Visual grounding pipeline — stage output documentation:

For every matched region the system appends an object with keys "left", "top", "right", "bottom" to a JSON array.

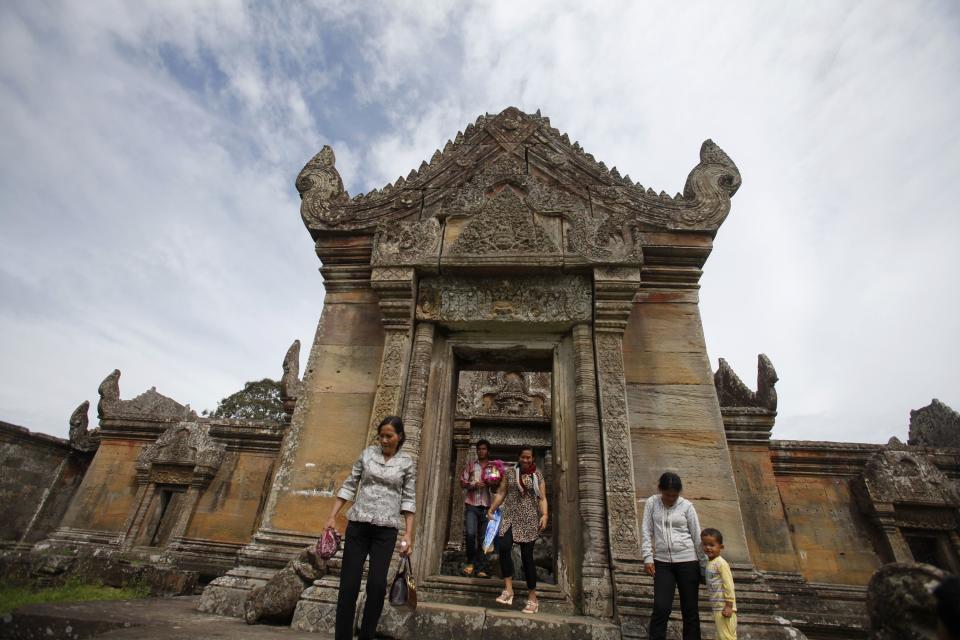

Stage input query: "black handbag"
[{"left": 388, "top": 555, "right": 417, "bottom": 610}]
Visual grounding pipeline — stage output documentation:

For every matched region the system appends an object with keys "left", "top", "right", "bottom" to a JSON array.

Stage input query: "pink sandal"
[
  {"left": 495, "top": 590, "right": 514, "bottom": 606},
  {"left": 522, "top": 600, "right": 539, "bottom": 614}
]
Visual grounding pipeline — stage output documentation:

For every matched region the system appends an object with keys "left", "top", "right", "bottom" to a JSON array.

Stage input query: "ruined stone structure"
[{"left": 3, "top": 108, "right": 959, "bottom": 639}]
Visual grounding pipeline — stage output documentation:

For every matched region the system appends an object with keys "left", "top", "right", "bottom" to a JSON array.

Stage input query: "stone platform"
[{"left": 0, "top": 597, "right": 324, "bottom": 640}]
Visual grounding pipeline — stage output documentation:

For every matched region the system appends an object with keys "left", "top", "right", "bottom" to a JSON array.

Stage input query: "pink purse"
[{"left": 317, "top": 528, "right": 341, "bottom": 560}]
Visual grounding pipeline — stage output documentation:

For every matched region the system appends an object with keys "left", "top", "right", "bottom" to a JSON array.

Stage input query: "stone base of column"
[
  {"left": 236, "top": 528, "right": 317, "bottom": 569},
  {"left": 196, "top": 566, "right": 278, "bottom": 618},
  {"left": 290, "top": 575, "right": 341, "bottom": 633}
]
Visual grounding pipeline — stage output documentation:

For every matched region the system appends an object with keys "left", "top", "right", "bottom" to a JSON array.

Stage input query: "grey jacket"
[
  {"left": 640, "top": 494, "right": 707, "bottom": 566},
  {"left": 337, "top": 445, "right": 417, "bottom": 529}
]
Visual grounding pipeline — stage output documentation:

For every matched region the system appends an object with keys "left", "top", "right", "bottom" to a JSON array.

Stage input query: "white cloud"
[{"left": 1, "top": 0, "right": 958, "bottom": 443}]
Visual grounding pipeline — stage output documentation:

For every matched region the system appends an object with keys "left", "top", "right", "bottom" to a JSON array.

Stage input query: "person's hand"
[
  {"left": 486, "top": 510, "right": 495, "bottom": 520},
  {"left": 324, "top": 517, "right": 337, "bottom": 532},
  {"left": 399, "top": 535, "right": 413, "bottom": 556},
  {"left": 722, "top": 603, "right": 733, "bottom": 619},
  {"left": 538, "top": 514, "right": 548, "bottom": 531},
  {"left": 644, "top": 562, "right": 656, "bottom": 577}
]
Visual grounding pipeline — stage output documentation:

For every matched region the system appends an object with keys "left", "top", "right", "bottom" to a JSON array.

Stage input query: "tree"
[{"left": 205, "top": 378, "right": 285, "bottom": 422}]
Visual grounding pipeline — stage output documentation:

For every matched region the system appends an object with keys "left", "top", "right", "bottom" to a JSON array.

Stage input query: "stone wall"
[
  {"left": 623, "top": 288, "right": 752, "bottom": 564},
  {"left": 0, "top": 421, "right": 90, "bottom": 551}
]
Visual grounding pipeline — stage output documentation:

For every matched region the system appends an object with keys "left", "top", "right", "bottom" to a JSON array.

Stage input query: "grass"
[{"left": 0, "top": 578, "right": 151, "bottom": 615}]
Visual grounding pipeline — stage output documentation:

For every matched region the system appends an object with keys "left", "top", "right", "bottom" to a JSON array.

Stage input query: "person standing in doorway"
[
  {"left": 460, "top": 438, "right": 492, "bottom": 578},
  {"left": 641, "top": 471, "right": 706, "bottom": 640},
  {"left": 325, "top": 416, "right": 416, "bottom": 640},
  {"left": 487, "top": 445, "right": 548, "bottom": 614}
]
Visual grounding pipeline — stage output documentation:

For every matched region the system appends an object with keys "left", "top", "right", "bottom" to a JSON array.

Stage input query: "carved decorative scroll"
[
  {"left": 280, "top": 340, "right": 302, "bottom": 421},
  {"left": 416, "top": 276, "right": 591, "bottom": 324},
  {"left": 714, "top": 354, "right": 778, "bottom": 412},
  {"left": 448, "top": 189, "right": 559, "bottom": 257},
  {"left": 68, "top": 400, "right": 100, "bottom": 452}
]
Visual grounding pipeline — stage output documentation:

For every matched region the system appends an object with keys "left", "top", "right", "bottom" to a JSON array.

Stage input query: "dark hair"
[
  {"left": 518, "top": 444, "right": 534, "bottom": 457},
  {"left": 476, "top": 439, "right": 491, "bottom": 450},
  {"left": 701, "top": 528, "right": 723, "bottom": 544},
  {"left": 377, "top": 415, "right": 405, "bottom": 449},
  {"left": 658, "top": 472, "right": 682, "bottom": 492},
  {"left": 935, "top": 576, "right": 960, "bottom": 637}
]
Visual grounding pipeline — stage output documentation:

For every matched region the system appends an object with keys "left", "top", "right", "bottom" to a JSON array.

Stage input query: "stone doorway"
[
  {"left": 441, "top": 369, "right": 556, "bottom": 584},
  {"left": 412, "top": 334, "right": 584, "bottom": 613}
]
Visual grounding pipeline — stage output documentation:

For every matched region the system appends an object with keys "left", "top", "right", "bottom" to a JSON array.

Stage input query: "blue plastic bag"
[{"left": 482, "top": 508, "right": 501, "bottom": 554}]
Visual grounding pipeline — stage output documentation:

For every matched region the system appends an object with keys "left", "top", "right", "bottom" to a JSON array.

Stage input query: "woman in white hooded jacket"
[{"left": 641, "top": 472, "right": 706, "bottom": 640}]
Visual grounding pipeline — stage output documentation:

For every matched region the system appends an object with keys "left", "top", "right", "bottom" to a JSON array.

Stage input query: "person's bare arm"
[
  {"left": 537, "top": 475, "right": 549, "bottom": 531},
  {"left": 487, "top": 479, "right": 508, "bottom": 518}
]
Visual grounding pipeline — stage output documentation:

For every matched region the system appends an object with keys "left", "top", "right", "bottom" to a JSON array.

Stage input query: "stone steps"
[{"left": 375, "top": 601, "right": 620, "bottom": 640}]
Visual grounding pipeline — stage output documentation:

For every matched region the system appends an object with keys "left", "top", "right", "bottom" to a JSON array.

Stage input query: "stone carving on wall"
[
  {"left": 469, "top": 425, "right": 552, "bottom": 448},
  {"left": 295, "top": 145, "right": 350, "bottom": 231},
  {"left": 416, "top": 275, "right": 591, "bottom": 323},
  {"left": 280, "top": 340, "right": 302, "bottom": 421},
  {"left": 371, "top": 217, "right": 441, "bottom": 266},
  {"left": 861, "top": 447, "right": 960, "bottom": 510},
  {"left": 97, "top": 369, "right": 197, "bottom": 422},
  {"left": 595, "top": 332, "right": 641, "bottom": 559},
  {"left": 909, "top": 399, "right": 960, "bottom": 449},
  {"left": 866, "top": 562, "right": 947, "bottom": 640},
  {"left": 68, "top": 400, "right": 100, "bottom": 452},
  {"left": 456, "top": 371, "right": 551, "bottom": 419},
  {"left": 714, "top": 354, "right": 778, "bottom": 412},
  {"left": 294, "top": 107, "right": 740, "bottom": 237},
  {"left": 448, "top": 188, "right": 559, "bottom": 257},
  {"left": 135, "top": 422, "right": 226, "bottom": 487}
]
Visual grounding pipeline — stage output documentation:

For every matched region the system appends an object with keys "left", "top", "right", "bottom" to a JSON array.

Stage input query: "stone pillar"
[
  {"left": 571, "top": 322, "right": 614, "bottom": 618},
  {"left": 447, "top": 418, "right": 472, "bottom": 550},
  {"left": 592, "top": 267, "right": 645, "bottom": 628},
  {"left": 400, "top": 321, "right": 436, "bottom": 466},
  {"left": 119, "top": 481, "right": 154, "bottom": 550},
  {"left": 364, "top": 267, "right": 417, "bottom": 443},
  {"left": 874, "top": 502, "right": 914, "bottom": 563}
]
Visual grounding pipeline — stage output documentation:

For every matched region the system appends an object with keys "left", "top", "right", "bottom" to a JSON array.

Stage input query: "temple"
[{"left": 2, "top": 107, "right": 958, "bottom": 639}]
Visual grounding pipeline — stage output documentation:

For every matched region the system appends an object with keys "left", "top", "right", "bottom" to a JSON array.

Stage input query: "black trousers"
[
  {"left": 497, "top": 526, "right": 537, "bottom": 590},
  {"left": 463, "top": 504, "right": 489, "bottom": 570},
  {"left": 335, "top": 520, "right": 398, "bottom": 640},
  {"left": 649, "top": 560, "right": 701, "bottom": 640}
]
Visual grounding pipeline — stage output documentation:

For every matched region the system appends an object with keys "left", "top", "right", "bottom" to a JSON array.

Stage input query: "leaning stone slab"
[{"left": 243, "top": 545, "right": 325, "bottom": 624}]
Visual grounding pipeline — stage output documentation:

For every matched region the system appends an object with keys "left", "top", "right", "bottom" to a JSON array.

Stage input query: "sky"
[{"left": 1, "top": 0, "right": 958, "bottom": 442}]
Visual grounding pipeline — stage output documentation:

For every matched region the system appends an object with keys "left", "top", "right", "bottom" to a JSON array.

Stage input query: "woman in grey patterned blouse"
[{"left": 325, "top": 416, "right": 417, "bottom": 640}]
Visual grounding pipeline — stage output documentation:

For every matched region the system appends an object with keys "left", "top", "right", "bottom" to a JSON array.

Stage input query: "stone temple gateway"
[{"left": 4, "top": 107, "right": 959, "bottom": 639}]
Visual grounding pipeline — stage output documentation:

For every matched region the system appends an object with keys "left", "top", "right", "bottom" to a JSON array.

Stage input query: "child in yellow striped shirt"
[{"left": 701, "top": 527, "right": 737, "bottom": 640}]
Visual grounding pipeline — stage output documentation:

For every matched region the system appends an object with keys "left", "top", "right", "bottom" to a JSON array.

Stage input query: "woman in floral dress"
[{"left": 486, "top": 445, "right": 548, "bottom": 614}]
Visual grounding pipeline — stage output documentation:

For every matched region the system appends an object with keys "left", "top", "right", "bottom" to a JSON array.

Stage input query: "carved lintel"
[
  {"left": 135, "top": 422, "right": 226, "bottom": 490},
  {"left": 416, "top": 275, "right": 591, "bottom": 324}
]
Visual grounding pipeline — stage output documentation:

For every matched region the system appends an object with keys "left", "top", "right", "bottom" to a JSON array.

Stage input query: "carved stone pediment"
[
  {"left": 97, "top": 369, "right": 197, "bottom": 423},
  {"left": 136, "top": 422, "right": 226, "bottom": 486},
  {"left": 861, "top": 447, "right": 960, "bottom": 508},
  {"left": 416, "top": 275, "right": 591, "bottom": 324},
  {"left": 457, "top": 371, "right": 551, "bottom": 419},
  {"left": 297, "top": 107, "right": 740, "bottom": 239}
]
